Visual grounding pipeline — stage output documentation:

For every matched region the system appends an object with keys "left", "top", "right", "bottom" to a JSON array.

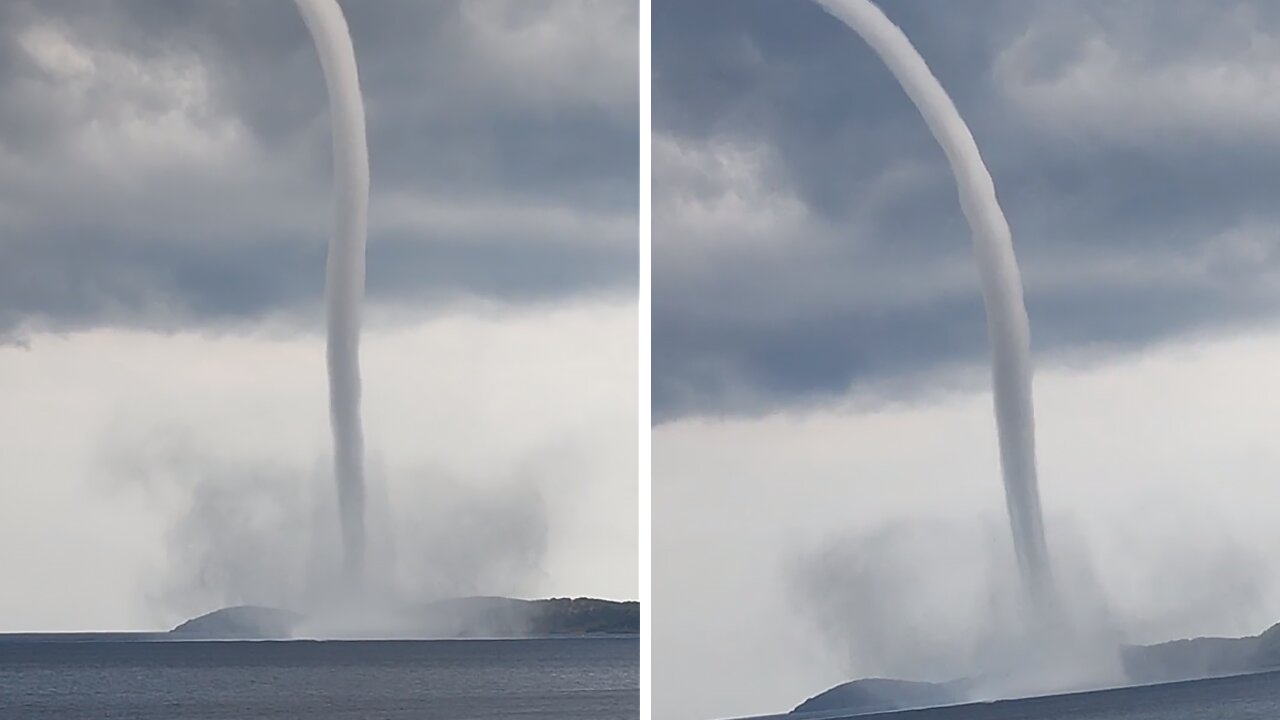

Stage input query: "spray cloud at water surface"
[
  {"left": 294, "top": 0, "right": 369, "bottom": 585},
  {"left": 814, "top": 0, "right": 1052, "bottom": 618},
  {"left": 789, "top": 518, "right": 1126, "bottom": 701}
]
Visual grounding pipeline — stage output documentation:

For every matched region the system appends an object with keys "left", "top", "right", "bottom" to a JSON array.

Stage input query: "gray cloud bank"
[
  {"left": 0, "top": 0, "right": 637, "bottom": 337},
  {"left": 654, "top": 0, "right": 1280, "bottom": 420}
]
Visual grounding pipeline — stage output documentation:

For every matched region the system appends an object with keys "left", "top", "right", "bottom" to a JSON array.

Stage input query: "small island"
[
  {"left": 793, "top": 621, "right": 1280, "bottom": 716},
  {"left": 169, "top": 597, "right": 640, "bottom": 640}
]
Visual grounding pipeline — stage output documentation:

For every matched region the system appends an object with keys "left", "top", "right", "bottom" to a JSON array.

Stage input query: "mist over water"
[
  {"left": 790, "top": 518, "right": 1125, "bottom": 703},
  {"left": 815, "top": 0, "right": 1052, "bottom": 619},
  {"left": 114, "top": 436, "right": 549, "bottom": 637},
  {"left": 293, "top": 0, "right": 370, "bottom": 586}
]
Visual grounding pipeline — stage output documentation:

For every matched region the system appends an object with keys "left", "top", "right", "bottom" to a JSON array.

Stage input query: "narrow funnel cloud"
[
  {"left": 816, "top": 0, "right": 1052, "bottom": 615},
  {"left": 294, "top": 0, "right": 369, "bottom": 585}
]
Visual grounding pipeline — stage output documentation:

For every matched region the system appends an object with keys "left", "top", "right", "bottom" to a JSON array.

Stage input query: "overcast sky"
[
  {"left": 653, "top": 1, "right": 1280, "bottom": 718},
  {"left": 0, "top": 0, "right": 637, "bottom": 632},
  {"left": 654, "top": 0, "right": 1280, "bottom": 421}
]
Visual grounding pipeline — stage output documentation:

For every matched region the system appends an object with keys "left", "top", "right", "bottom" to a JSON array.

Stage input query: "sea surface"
[
  {"left": 777, "top": 668, "right": 1280, "bottom": 720},
  {"left": 0, "top": 635, "right": 638, "bottom": 719}
]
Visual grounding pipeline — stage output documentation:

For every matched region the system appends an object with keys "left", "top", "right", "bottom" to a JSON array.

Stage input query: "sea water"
[{"left": 0, "top": 635, "right": 638, "bottom": 719}]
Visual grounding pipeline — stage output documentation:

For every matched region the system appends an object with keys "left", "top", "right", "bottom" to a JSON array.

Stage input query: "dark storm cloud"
[
  {"left": 653, "top": 0, "right": 1280, "bottom": 420},
  {"left": 0, "top": 0, "right": 636, "bottom": 337}
]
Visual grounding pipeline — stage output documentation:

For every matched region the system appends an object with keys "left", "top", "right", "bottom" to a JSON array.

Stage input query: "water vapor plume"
[
  {"left": 107, "top": 431, "right": 549, "bottom": 636},
  {"left": 815, "top": 0, "right": 1053, "bottom": 618},
  {"left": 294, "top": 0, "right": 370, "bottom": 586},
  {"left": 789, "top": 519, "right": 1124, "bottom": 702}
]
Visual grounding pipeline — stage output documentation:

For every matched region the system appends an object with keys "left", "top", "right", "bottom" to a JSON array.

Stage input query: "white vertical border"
[{"left": 637, "top": 0, "right": 652, "bottom": 717}]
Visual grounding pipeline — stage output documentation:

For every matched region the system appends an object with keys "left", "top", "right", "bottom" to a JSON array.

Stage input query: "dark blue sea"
[
  {"left": 779, "top": 669, "right": 1280, "bottom": 720},
  {"left": 0, "top": 636, "right": 638, "bottom": 719}
]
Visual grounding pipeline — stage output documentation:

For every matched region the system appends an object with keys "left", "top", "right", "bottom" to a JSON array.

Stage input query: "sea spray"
[
  {"left": 294, "top": 0, "right": 370, "bottom": 586},
  {"left": 815, "top": 0, "right": 1052, "bottom": 617}
]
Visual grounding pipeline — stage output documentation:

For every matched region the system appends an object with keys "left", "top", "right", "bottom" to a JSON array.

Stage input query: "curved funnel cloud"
[
  {"left": 294, "top": 0, "right": 369, "bottom": 585},
  {"left": 816, "top": 0, "right": 1052, "bottom": 614}
]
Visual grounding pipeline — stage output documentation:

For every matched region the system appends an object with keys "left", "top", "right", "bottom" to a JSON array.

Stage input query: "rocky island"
[
  {"left": 169, "top": 597, "right": 639, "bottom": 640},
  {"left": 792, "top": 621, "right": 1280, "bottom": 716}
]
